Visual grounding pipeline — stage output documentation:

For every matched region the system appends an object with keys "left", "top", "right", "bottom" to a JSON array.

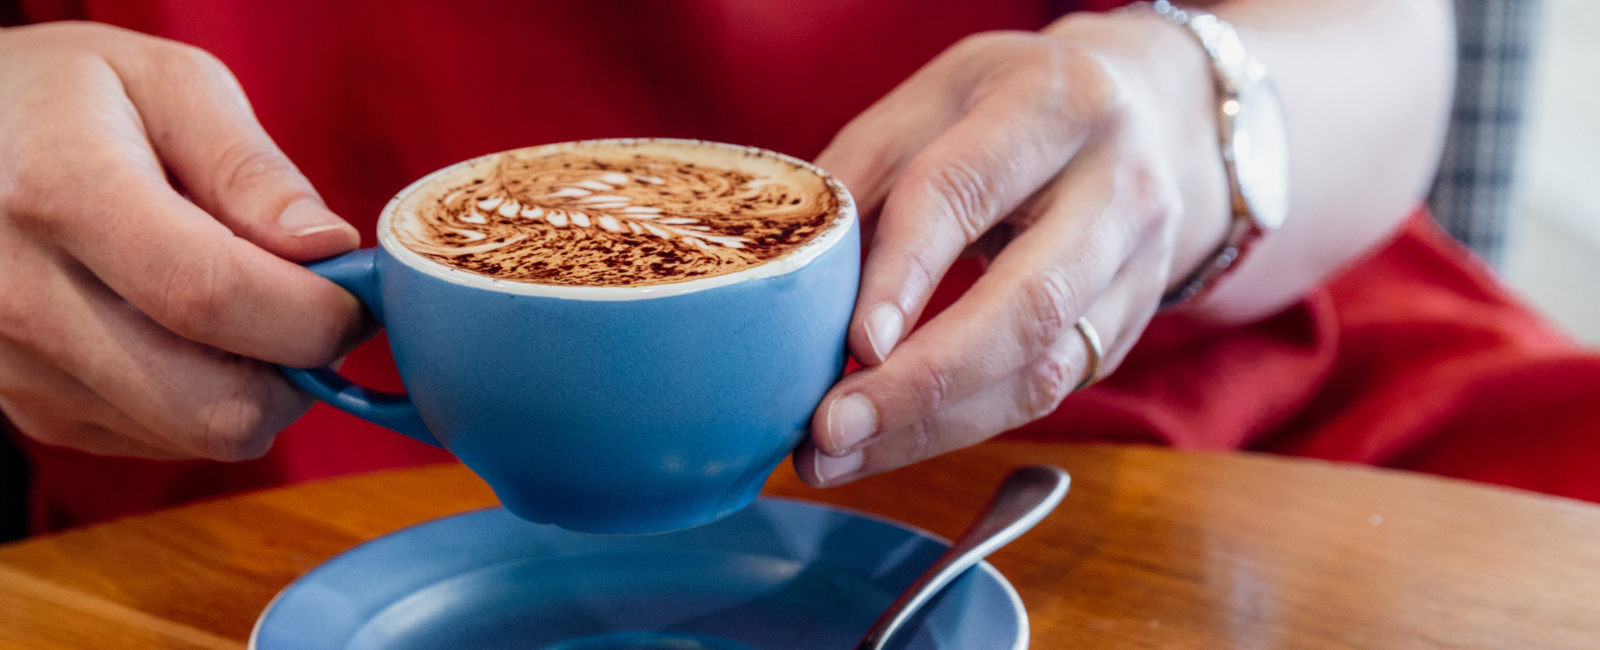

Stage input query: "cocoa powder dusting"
[{"left": 392, "top": 144, "right": 839, "bottom": 287}]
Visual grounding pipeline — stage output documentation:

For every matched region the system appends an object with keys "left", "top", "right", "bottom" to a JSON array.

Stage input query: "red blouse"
[{"left": 14, "top": 0, "right": 1600, "bottom": 532}]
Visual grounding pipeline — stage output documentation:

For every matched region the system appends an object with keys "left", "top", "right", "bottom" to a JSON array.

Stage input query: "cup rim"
[{"left": 376, "top": 138, "right": 858, "bottom": 301}]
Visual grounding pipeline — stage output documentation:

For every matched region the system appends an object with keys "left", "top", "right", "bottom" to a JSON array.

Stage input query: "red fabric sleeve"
[{"left": 1002, "top": 210, "right": 1600, "bottom": 503}]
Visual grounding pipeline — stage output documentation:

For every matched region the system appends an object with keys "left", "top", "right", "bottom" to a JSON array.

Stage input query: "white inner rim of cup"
[{"left": 377, "top": 138, "right": 858, "bottom": 301}]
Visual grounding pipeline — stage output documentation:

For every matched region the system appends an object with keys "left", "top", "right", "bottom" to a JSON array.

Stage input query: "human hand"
[
  {"left": 798, "top": 12, "right": 1233, "bottom": 485},
  {"left": 0, "top": 22, "right": 367, "bottom": 460}
]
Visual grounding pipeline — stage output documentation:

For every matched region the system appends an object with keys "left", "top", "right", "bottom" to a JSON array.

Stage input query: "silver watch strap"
[{"left": 1137, "top": 1, "right": 1285, "bottom": 310}]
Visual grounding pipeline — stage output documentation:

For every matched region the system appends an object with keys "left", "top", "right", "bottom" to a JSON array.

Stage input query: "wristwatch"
[{"left": 1141, "top": 1, "right": 1291, "bottom": 309}]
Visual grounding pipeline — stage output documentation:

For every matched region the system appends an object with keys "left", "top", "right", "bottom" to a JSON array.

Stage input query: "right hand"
[{"left": 0, "top": 22, "right": 368, "bottom": 460}]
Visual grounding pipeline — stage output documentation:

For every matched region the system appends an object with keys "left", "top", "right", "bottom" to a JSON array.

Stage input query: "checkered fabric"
[{"left": 1428, "top": 0, "right": 1543, "bottom": 266}]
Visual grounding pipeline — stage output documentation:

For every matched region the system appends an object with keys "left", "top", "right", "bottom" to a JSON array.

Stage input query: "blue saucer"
[{"left": 251, "top": 498, "right": 1026, "bottom": 650}]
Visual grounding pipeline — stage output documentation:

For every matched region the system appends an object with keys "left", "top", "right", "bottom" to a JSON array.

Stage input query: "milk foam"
[{"left": 390, "top": 140, "right": 841, "bottom": 287}]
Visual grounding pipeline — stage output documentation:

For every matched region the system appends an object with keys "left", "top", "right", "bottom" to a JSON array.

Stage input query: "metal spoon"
[{"left": 854, "top": 464, "right": 1071, "bottom": 650}]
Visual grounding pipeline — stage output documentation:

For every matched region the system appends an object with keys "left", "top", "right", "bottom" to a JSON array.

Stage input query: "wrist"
[{"left": 1042, "top": 11, "right": 1233, "bottom": 305}]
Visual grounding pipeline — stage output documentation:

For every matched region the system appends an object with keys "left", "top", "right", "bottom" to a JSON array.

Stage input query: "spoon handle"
[{"left": 854, "top": 464, "right": 1070, "bottom": 650}]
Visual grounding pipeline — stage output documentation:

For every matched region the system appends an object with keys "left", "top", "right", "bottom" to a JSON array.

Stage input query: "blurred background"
[{"left": 1504, "top": 0, "right": 1600, "bottom": 343}]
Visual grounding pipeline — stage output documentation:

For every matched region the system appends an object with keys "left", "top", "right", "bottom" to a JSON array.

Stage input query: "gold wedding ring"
[{"left": 1073, "top": 317, "right": 1104, "bottom": 392}]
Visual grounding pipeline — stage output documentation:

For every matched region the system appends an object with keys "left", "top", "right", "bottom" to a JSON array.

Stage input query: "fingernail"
[
  {"left": 279, "top": 199, "right": 348, "bottom": 237},
  {"left": 863, "top": 304, "right": 904, "bottom": 363},
  {"left": 813, "top": 449, "right": 863, "bottom": 486},
  {"left": 826, "top": 394, "right": 878, "bottom": 454}
]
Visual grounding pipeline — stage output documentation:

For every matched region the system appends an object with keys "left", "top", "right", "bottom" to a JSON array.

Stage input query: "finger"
[
  {"left": 105, "top": 32, "right": 358, "bottom": 260},
  {"left": 796, "top": 327, "right": 1094, "bottom": 487},
  {"left": 0, "top": 402, "right": 189, "bottom": 460},
  {"left": 0, "top": 217, "right": 193, "bottom": 457},
  {"left": 53, "top": 265, "right": 314, "bottom": 461},
  {"left": 799, "top": 270, "right": 1153, "bottom": 487},
  {"left": 3, "top": 249, "right": 312, "bottom": 460},
  {"left": 10, "top": 62, "right": 367, "bottom": 367},
  {"left": 814, "top": 36, "right": 992, "bottom": 227},
  {"left": 812, "top": 136, "right": 1154, "bottom": 457},
  {"left": 845, "top": 40, "right": 1115, "bottom": 366},
  {"left": 0, "top": 341, "right": 189, "bottom": 459},
  {"left": 816, "top": 32, "right": 1086, "bottom": 231},
  {"left": 43, "top": 176, "right": 364, "bottom": 366}
]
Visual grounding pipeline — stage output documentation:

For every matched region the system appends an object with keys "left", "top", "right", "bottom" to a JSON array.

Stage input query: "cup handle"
[{"left": 277, "top": 249, "right": 443, "bottom": 448}]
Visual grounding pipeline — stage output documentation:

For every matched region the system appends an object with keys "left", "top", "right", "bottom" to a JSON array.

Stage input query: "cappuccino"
[{"left": 390, "top": 140, "right": 842, "bottom": 287}]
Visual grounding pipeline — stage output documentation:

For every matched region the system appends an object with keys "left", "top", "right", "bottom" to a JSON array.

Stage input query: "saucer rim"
[{"left": 248, "top": 497, "right": 1028, "bottom": 650}]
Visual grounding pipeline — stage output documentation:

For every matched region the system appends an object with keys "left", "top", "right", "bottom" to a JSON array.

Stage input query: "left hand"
[{"left": 797, "top": 12, "right": 1232, "bottom": 486}]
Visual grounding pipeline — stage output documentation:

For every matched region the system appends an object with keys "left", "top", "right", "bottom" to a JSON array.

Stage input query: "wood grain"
[{"left": 3, "top": 443, "right": 1599, "bottom": 649}]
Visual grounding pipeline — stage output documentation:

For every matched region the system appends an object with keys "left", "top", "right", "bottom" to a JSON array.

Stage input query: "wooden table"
[{"left": 3, "top": 442, "right": 1599, "bottom": 649}]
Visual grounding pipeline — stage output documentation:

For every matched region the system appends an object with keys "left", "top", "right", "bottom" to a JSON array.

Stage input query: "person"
[{"left": 2, "top": 0, "right": 1594, "bottom": 535}]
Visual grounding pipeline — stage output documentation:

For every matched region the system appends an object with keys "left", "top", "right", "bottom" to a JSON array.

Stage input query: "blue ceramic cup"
[{"left": 281, "top": 140, "right": 859, "bottom": 534}]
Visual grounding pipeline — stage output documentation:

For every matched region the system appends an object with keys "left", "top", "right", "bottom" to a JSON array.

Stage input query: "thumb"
[{"left": 111, "top": 41, "right": 359, "bottom": 261}]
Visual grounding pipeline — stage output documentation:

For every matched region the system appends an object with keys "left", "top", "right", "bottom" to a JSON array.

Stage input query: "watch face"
[{"left": 1232, "top": 79, "right": 1290, "bottom": 231}]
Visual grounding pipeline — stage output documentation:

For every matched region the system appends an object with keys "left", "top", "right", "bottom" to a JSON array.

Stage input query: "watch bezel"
[{"left": 1226, "top": 73, "right": 1290, "bottom": 232}]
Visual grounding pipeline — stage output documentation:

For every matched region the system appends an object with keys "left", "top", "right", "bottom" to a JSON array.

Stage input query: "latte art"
[{"left": 390, "top": 141, "right": 840, "bottom": 286}]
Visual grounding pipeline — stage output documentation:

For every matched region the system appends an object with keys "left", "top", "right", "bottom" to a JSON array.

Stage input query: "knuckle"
[
  {"left": 159, "top": 248, "right": 234, "bottom": 342},
  {"left": 0, "top": 271, "right": 63, "bottom": 361},
  {"left": 998, "top": 39, "right": 1122, "bottom": 124},
  {"left": 144, "top": 37, "right": 227, "bottom": 75},
  {"left": 898, "top": 255, "right": 945, "bottom": 311},
  {"left": 134, "top": 38, "right": 253, "bottom": 120},
  {"left": 903, "top": 417, "right": 939, "bottom": 464},
  {"left": 4, "top": 121, "right": 165, "bottom": 241},
  {"left": 188, "top": 367, "right": 274, "bottom": 461},
  {"left": 902, "top": 356, "right": 956, "bottom": 415},
  {"left": 10, "top": 149, "right": 140, "bottom": 233},
  {"left": 994, "top": 38, "right": 1066, "bottom": 79},
  {"left": 1022, "top": 352, "right": 1077, "bottom": 420},
  {"left": 1015, "top": 269, "right": 1080, "bottom": 356},
  {"left": 3, "top": 132, "right": 76, "bottom": 226},
  {"left": 1127, "top": 155, "right": 1182, "bottom": 223},
  {"left": 5, "top": 158, "right": 56, "bottom": 228},
  {"left": 11, "top": 417, "right": 77, "bottom": 449},
  {"left": 0, "top": 315, "right": 50, "bottom": 365},
  {"left": 178, "top": 41, "right": 229, "bottom": 72},
  {"left": 20, "top": 22, "right": 177, "bottom": 69},
  {"left": 943, "top": 32, "right": 993, "bottom": 60},
  {"left": 964, "top": 36, "right": 1122, "bottom": 121},
  {"left": 303, "top": 322, "right": 353, "bottom": 369},
  {"left": 921, "top": 158, "right": 997, "bottom": 244},
  {"left": 0, "top": 397, "right": 82, "bottom": 449},
  {"left": 195, "top": 401, "right": 271, "bottom": 461},
  {"left": 26, "top": 20, "right": 135, "bottom": 45},
  {"left": 948, "top": 30, "right": 1034, "bottom": 58},
  {"left": 0, "top": 287, "right": 30, "bottom": 348},
  {"left": 1053, "top": 46, "right": 1123, "bottom": 119},
  {"left": 212, "top": 138, "right": 299, "bottom": 201}
]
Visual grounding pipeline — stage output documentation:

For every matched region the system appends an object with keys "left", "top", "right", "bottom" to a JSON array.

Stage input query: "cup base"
[{"left": 498, "top": 482, "right": 763, "bottom": 536}]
